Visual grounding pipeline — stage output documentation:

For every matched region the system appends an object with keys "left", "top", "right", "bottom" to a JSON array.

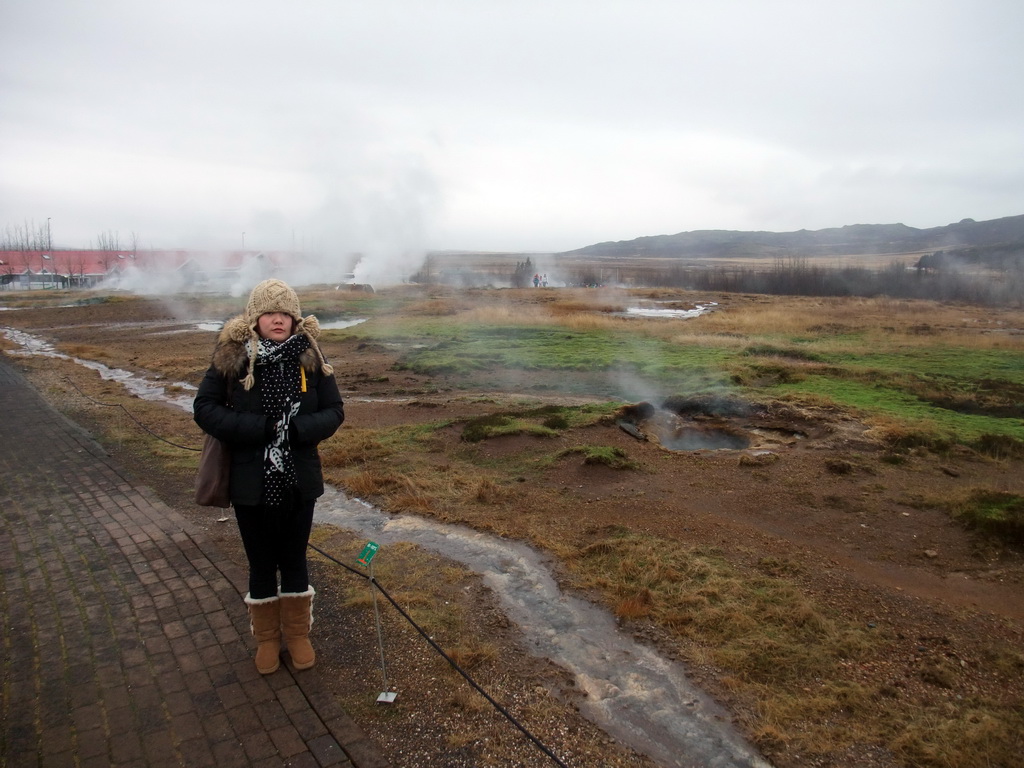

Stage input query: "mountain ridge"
[{"left": 565, "top": 213, "right": 1024, "bottom": 259}]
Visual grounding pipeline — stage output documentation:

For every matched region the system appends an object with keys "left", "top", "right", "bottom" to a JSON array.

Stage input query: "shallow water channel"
[
  {"left": 316, "top": 493, "right": 770, "bottom": 768},
  {"left": 3, "top": 325, "right": 771, "bottom": 768},
  {"left": 2, "top": 327, "right": 198, "bottom": 410}
]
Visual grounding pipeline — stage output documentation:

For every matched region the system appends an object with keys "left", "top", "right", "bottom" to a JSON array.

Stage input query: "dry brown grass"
[
  {"left": 473, "top": 478, "right": 511, "bottom": 504},
  {"left": 320, "top": 428, "right": 392, "bottom": 467},
  {"left": 448, "top": 291, "right": 1024, "bottom": 358},
  {"left": 458, "top": 304, "right": 557, "bottom": 326},
  {"left": 564, "top": 529, "right": 938, "bottom": 758},
  {"left": 339, "top": 469, "right": 413, "bottom": 500},
  {"left": 401, "top": 297, "right": 467, "bottom": 316},
  {"left": 59, "top": 343, "right": 118, "bottom": 363},
  {"left": 685, "top": 295, "right": 1024, "bottom": 347}
]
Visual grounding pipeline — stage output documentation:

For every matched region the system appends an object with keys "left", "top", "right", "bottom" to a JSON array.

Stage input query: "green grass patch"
[
  {"left": 774, "top": 374, "right": 1024, "bottom": 444},
  {"left": 460, "top": 404, "right": 615, "bottom": 443},
  {"left": 742, "top": 344, "right": 823, "bottom": 361},
  {"left": 948, "top": 490, "right": 1024, "bottom": 545},
  {"left": 461, "top": 413, "right": 561, "bottom": 442},
  {"left": 556, "top": 445, "right": 637, "bottom": 469},
  {"left": 339, "top": 300, "right": 1024, "bottom": 450},
  {"left": 823, "top": 345, "right": 1024, "bottom": 384},
  {"left": 372, "top": 322, "right": 734, "bottom": 382}
]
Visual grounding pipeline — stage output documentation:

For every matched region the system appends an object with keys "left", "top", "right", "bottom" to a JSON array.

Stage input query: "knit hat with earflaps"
[
  {"left": 245, "top": 278, "right": 302, "bottom": 330},
  {"left": 239, "top": 278, "right": 335, "bottom": 390}
]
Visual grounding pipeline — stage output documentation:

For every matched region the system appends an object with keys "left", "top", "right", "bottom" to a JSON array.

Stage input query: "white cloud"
[{"left": 2, "top": 0, "right": 1022, "bottom": 253}]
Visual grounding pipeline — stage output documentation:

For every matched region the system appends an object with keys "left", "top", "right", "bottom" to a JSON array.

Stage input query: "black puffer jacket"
[{"left": 193, "top": 316, "right": 344, "bottom": 506}]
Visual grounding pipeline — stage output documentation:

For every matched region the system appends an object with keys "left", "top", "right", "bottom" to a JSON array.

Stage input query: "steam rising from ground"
[
  {"left": 104, "top": 244, "right": 429, "bottom": 297},
  {"left": 105, "top": 147, "right": 441, "bottom": 296}
]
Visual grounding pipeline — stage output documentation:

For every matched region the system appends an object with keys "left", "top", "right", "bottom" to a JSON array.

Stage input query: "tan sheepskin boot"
[
  {"left": 245, "top": 594, "right": 281, "bottom": 675},
  {"left": 279, "top": 586, "right": 315, "bottom": 670}
]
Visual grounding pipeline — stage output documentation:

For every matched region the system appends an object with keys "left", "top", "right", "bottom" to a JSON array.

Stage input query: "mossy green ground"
[{"left": 339, "top": 314, "right": 1024, "bottom": 447}]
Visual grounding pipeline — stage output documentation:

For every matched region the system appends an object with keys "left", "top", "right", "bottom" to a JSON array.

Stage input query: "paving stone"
[{"left": 0, "top": 358, "right": 387, "bottom": 768}]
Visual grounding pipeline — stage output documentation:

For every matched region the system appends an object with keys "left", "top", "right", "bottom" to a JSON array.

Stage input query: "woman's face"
[{"left": 257, "top": 312, "right": 294, "bottom": 342}]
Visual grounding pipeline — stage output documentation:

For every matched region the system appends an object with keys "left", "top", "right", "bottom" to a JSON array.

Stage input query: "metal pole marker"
[{"left": 357, "top": 541, "right": 396, "bottom": 703}]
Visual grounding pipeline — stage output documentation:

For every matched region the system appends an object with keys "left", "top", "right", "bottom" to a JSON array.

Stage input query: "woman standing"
[{"left": 193, "top": 279, "right": 344, "bottom": 674}]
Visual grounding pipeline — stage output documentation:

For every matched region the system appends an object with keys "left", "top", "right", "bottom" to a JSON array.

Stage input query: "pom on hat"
[{"left": 297, "top": 315, "right": 334, "bottom": 376}]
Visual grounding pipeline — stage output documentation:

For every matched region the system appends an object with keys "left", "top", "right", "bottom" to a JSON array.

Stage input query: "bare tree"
[
  {"left": 95, "top": 230, "right": 120, "bottom": 251},
  {"left": 70, "top": 252, "right": 88, "bottom": 286},
  {"left": 95, "top": 230, "right": 121, "bottom": 273},
  {"left": 2, "top": 219, "right": 49, "bottom": 251},
  {"left": 57, "top": 252, "right": 74, "bottom": 283}
]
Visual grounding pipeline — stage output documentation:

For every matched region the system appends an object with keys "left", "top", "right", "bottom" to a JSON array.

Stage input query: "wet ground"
[{"left": 3, "top": 291, "right": 1024, "bottom": 768}]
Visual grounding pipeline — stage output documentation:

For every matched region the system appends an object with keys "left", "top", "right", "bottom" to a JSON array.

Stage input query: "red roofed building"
[{"left": 0, "top": 249, "right": 293, "bottom": 290}]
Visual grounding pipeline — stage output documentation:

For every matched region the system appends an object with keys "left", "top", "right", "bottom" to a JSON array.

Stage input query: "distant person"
[
  {"left": 193, "top": 279, "right": 344, "bottom": 674},
  {"left": 533, "top": 273, "right": 540, "bottom": 287}
]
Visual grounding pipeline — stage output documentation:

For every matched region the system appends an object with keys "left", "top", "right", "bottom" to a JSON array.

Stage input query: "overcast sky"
[{"left": 2, "top": 0, "right": 1022, "bottom": 257}]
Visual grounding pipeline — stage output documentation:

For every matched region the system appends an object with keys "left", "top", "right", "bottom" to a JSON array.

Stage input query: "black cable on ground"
[
  {"left": 63, "top": 376, "right": 201, "bottom": 452},
  {"left": 307, "top": 542, "right": 571, "bottom": 768}
]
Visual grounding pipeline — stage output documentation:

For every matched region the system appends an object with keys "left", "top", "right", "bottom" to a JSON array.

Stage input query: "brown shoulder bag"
[{"left": 194, "top": 379, "right": 232, "bottom": 508}]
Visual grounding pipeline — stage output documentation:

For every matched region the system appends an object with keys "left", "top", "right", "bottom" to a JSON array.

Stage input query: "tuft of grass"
[
  {"left": 446, "top": 640, "right": 499, "bottom": 671},
  {"left": 615, "top": 589, "right": 654, "bottom": 619},
  {"left": 824, "top": 458, "right": 855, "bottom": 475},
  {"left": 948, "top": 489, "right": 1024, "bottom": 544},
  {"left": 322, "top": 421, "right": 450, "bottom": 469},
  {"left": 461, "top": 413, "right": 559, "bottom": 442},
  {"left": 556, "top": 445, "right": 637, "bottom": 470},
  {"left": 972, "top": 433, "right": 1024, "bottom": 460},
  {"left": 473, "top": 477, "right": 510, "bottom": 504},
  {"left": 320, "top": 428, "right": 394, "bottom": 466},
  {"left": 541, "top": 412, "right": 569, "bottom": 430},
  {"left": 742, "top": 344, "right": 822, "bottom": 362},
  {"left": 460, "top": 404, "right": 612, "bottom": 443},
  {"left": 731, "top": 362, "right": 805, "bottom": 387},
  {"left": 60, "top": 343, "right": 117, "bottom": 364},
  {"left": 889, "top": 703, "right": 1024, "bottom": 768}
]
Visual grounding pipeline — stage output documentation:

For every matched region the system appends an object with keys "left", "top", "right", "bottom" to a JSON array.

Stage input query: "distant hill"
[{"left": 565, "top": 214, "right": 1024, "bottom": 260}]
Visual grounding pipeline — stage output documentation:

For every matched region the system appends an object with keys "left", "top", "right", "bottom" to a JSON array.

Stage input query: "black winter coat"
[{"left": 193, "top": 317, "right": 344, "bottom": 506}]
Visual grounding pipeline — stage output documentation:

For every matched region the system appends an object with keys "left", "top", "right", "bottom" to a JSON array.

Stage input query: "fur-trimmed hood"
[{"left": 210, "top": 314, "right": 330, "bottom": 382}]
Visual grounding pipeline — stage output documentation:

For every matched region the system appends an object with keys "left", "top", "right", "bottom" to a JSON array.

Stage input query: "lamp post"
[{"left": 42, "top": 218, "right": 52, "bottom": 288}]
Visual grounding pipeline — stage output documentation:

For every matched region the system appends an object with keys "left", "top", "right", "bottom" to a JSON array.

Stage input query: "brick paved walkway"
[{"left": 0, "top": 358, "right": 389, "bottom": 768}]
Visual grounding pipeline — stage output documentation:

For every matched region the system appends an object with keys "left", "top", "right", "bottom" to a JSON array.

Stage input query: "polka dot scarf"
[{"left": 248, "top": 333, "right": 310, "bottom": 506}]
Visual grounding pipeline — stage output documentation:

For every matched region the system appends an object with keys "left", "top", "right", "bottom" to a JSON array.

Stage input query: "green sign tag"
[{"left": 357, "top": 541, "right": 379, "bottom": 567}]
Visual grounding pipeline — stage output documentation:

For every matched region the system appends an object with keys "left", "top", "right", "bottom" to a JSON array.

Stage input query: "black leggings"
[{"left": 234, "top": 494, "right": 316, "bottom": 599}]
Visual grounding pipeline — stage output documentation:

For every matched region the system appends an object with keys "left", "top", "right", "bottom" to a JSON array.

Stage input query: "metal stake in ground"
[{"left": 357, "top": 541, "right": 396, "bottom": 704}]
